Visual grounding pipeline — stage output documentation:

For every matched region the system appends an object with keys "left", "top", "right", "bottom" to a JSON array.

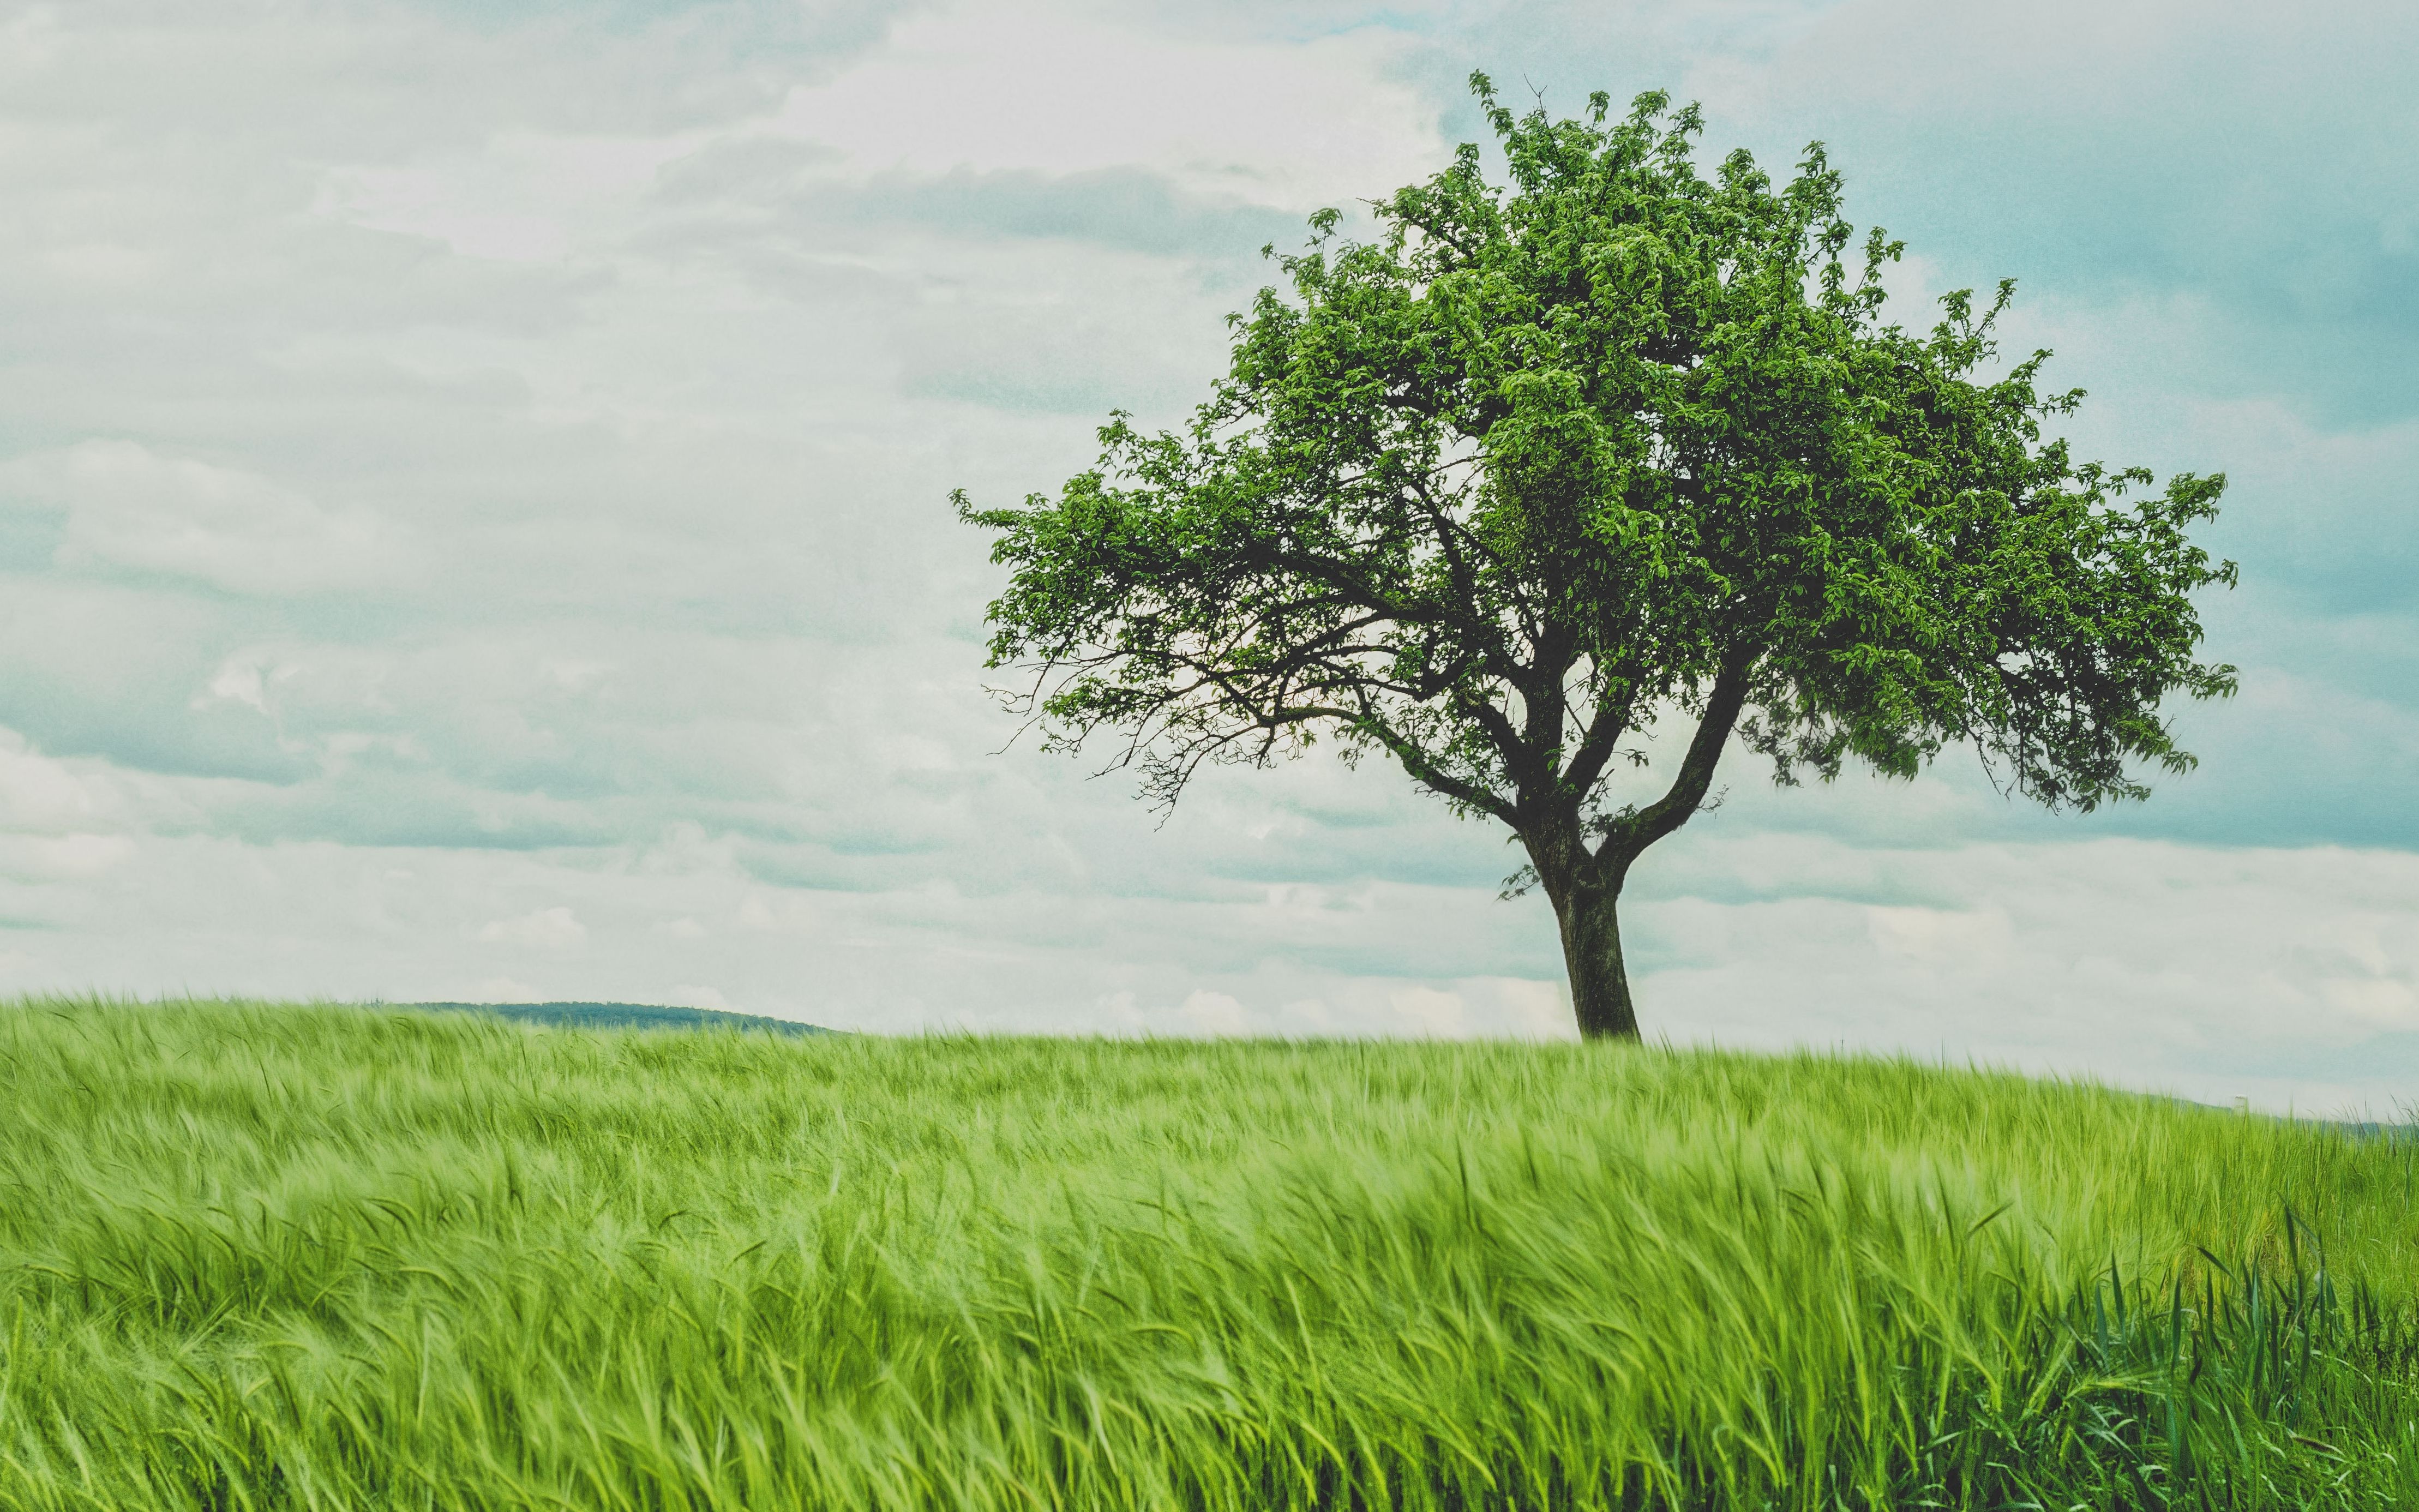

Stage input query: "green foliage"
[
  {"left": 5, "top": 998, "right": 2418, "bottom": 1509},
  {"left": 958, "top": 74, "right": 2235, "bottom": 890}
]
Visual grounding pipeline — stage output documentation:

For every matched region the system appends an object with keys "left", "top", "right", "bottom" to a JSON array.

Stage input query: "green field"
[{"left": 3, "top": 1001, "right": 2416, "bottom": 1510}]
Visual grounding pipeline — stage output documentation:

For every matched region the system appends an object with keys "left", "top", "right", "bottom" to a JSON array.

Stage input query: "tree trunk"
[{"left": 1552, "top": 876, "right": 1637, "bottom": 1041}]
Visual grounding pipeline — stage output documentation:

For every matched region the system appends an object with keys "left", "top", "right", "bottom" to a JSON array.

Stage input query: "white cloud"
[
  {"left": 0, "top": 441, "right": 409, "bottom": 595},
  {"left": 1173, "top": 988, "right": 1252, "bottom": 1035},
  {"left": 2320, "top": 975, "right": 2419, "bottom": 1033},
  {"left": 477, "top": 906, "right": 587, "bottom": 949},
  {"left": 323, "top": 129, "right": 712, "bottom": 262},
  {"left": 0, "top": 730, "right": 112, "bottom": 832},
  {"left": 1863, "top": 905, "right": 2014, "bottom": 965},
  {"left": 0, "top": 833, "right": 136, "bottom": 881},
  {"left": 762, "top": 8, "right": 1440, "bottom": 206},
  {"left": 203, "top": 659, "right": 272, "bottom": 713},
  {"left": 1387, "top": 985, "right": 1468, "bottom": 1037},
  {"left": 195, "top": 651, "right": 313, "bottom": 716},
  {"left": 0, "top": 727, "right": 201, "bottom": 842}
]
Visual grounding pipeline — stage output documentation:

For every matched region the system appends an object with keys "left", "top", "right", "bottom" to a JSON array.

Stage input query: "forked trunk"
[
  {"left": 1513, "top": 655, "right": 1751, "bottom": 1040},
  {"left": 1553, "top": 879, "right": 1637, "bottom": 1041}
]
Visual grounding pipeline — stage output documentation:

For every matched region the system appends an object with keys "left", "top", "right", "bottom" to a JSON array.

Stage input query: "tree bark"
[{"left": 1544, "top": 863, "right": 1638, "bottom": 1041}]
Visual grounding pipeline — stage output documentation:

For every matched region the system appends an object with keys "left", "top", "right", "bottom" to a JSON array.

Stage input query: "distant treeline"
[{"left": 397, "top": 1000, "right": 832, "bottom": 1036}]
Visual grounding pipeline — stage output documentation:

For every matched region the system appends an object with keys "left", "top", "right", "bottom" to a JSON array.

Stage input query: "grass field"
[{"left": 3, "top": 999, "right": 2416, "bottom": 1510}]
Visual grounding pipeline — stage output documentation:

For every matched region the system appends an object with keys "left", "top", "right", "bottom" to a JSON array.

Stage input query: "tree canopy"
[{"left": 957, "top": 75, "right": 2237, "bottom": 1039}]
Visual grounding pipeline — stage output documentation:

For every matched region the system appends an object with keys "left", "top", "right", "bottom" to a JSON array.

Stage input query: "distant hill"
[{"left": 400, "top": 1001, "right": 834, "bottom": 1037}]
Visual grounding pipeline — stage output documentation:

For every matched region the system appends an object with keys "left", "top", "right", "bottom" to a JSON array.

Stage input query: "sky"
[{"left": 0, "top": 0, "right": 2412, "bottom": 1111}]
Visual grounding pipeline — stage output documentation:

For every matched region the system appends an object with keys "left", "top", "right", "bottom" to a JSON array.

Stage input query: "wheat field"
[{"left": 2, "top": 998, "right": 2415, "bottom": 1509}]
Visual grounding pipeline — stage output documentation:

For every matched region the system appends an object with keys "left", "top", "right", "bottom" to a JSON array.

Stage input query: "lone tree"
[{"left": 957, "top": 76, "right": 2236, "bottom": 1040}]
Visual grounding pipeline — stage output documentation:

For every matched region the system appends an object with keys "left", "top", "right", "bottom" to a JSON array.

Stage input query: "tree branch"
[
  {"left": 1557, "top": 688, "right": 1634, "bottom": 803},
  {"left": 1601, "top": 647, "right": 1756, "bottom": 864},
  {"left": 1347, "top": 688, "right": 1522, "bottom": 825}
]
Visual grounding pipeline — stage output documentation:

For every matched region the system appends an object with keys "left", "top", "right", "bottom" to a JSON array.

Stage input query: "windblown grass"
[{"left": 2, "top": 997, "right": 2415, "bottom": 1509}]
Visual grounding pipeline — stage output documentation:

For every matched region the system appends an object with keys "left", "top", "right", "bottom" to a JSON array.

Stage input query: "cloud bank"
[{"left": 0, "top": 0, "right": 2410, "bottom": 1112}]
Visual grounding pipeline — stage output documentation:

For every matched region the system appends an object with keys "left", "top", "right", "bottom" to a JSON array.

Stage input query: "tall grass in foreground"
[{"left": 2, "top": 1000, "right": 2416, "bottom": 1510}]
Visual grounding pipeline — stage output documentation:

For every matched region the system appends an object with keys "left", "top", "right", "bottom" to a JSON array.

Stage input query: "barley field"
[{"left": 2, "top": 998, "right": 2415, "bottom": 1510}]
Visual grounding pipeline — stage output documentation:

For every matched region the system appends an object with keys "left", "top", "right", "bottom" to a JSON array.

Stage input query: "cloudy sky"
[{"left": 1, "top": 0, "right": 2412, "bottom": 1109}]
